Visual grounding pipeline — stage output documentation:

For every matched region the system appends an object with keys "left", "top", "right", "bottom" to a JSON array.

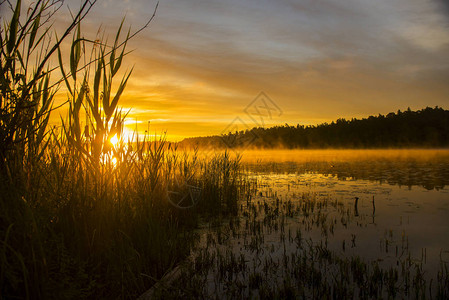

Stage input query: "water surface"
[
  {"left": 240, "top": 149, "right": 449, "bottom": 269},
  {"left": 162, "top": 149, "right": 449, "bottom": 298}
]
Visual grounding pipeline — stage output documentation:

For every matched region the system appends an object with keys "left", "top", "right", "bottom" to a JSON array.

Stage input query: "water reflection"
[
  {"left": 241, "top": 149, "right": 449, "bottom": 190},
  {"left": 158, "top": 150, "right": 449, "bottom": 298},
  {"left": 239, "top": 150, "right": 449, "bottom": 277}
]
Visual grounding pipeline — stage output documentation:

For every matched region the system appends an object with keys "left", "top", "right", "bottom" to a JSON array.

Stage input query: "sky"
[{"left": 12, "top": 0, "right": 449, "bottom": 140}]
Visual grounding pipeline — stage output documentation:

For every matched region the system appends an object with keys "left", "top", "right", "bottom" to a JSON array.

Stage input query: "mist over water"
[
  {"left": 152, "top": 149, "right": 449, "bottom": 298},
  {"left": 239, "top": 149, "right": 449, "bottom": 268},
  {"left": 241, "top": 149, "right": 449, "bottom": 190},
  {"left": 187, "top": 149, "right": 449, "bottom": 297}
]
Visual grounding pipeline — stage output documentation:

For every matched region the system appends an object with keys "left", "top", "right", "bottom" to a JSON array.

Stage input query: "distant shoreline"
[{"left": 180, "top": 107, "right": 449, "bottom": 150}]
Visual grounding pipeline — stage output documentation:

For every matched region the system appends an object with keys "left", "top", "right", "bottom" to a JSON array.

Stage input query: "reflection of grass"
[
  {"left": 155, "top": 184, "right": 449, "bottom": 299},
  {"left": 2, "top": 2, "right": 448, "bottom": 298}
]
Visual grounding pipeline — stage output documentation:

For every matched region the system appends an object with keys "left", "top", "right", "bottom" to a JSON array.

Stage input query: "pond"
[{"left": 152, "top": 149, "right": 449, "bottom": 299}]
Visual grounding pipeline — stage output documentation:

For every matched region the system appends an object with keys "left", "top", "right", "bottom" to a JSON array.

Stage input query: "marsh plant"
[
  {"left": 2, "top": 1, "right": 447, "bottom": 300},
  {"left": 0, "top": 1, "right": 241, "bottom": 298},
  {"left": 154, "top": 179, "right": 449, "bottom": 299}
]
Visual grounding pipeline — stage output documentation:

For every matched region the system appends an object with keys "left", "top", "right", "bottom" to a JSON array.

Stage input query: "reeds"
[
  {"left": 3, "top": 2, "right": 448, "bottom": 299},
  {"left": 153, "top": 174, "right": 449, "bottom": 299},
  {"left": 0, "top": 1, "right": 242, "bottom": 298}
]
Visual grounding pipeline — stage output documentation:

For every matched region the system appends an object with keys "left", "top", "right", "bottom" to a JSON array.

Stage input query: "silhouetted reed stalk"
[{"left": 0, "top": 1, "right": 242, "bottom": 298}]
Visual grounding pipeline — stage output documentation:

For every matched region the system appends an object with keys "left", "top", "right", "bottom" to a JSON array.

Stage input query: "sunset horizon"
[
  {"left": 2, "top": 1, "right": 449, "bottom": 298},
  {"left": 39, "top": 0, "right": 449, "bottom": 141}
]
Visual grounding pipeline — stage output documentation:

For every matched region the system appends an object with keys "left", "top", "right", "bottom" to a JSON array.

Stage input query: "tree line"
[{"left": 181, "top": 107, "right": 449, "bottom": 149}]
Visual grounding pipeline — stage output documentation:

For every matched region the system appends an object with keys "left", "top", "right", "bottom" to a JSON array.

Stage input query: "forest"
[{"left": 181, "top": 107, "right": 449, "bottom": 149}]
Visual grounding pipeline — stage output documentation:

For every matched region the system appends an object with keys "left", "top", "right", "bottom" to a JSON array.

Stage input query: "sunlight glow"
[{"left": 110, "top": 134, "right": 119, "bottom": 148}]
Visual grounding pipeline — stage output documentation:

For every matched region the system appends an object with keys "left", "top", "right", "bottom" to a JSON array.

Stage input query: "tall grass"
[{"left": 0, "top": 1, "right": 241, "bottom": 298}]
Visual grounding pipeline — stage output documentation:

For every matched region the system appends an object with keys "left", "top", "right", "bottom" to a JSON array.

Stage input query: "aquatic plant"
[{"left": 0, "top": 1, "right": 242, "bottom": 298}]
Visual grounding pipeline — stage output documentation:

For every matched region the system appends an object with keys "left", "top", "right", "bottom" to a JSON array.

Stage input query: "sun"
[{"left": 110, "top": 134, "right": 119, "bottom": 148}]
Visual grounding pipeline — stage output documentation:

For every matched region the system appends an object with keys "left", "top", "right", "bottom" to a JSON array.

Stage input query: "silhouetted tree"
[{"left": 181, "top": 107, "right": 449, "bottom": 149}]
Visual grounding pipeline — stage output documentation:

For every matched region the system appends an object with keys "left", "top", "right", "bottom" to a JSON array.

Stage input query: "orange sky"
[{"left": 14, "top": 0, "right": 449, "bottom": 141}]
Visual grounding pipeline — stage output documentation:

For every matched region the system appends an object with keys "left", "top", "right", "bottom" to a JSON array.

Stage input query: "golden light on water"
[{"left": 239, "top": 149, "right": 449, "bottom": 164}]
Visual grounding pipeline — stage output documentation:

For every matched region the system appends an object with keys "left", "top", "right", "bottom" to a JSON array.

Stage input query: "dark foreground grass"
[
  {"left": 0, "top": 139, "right": 241, "bottom": 299},
  {"left": 0, "top": 1, "right": 242, "bottom": 298},
  {"left": 3, "top": 2, "right": 447, "bottom": 299}
]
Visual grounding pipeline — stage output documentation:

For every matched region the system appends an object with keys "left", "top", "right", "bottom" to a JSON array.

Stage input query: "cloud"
[
  {"left": 48, "top": 0, "right": 449, "bottom": 139},
  {"left": 433, "top": 0, "right": 449, "bottom": 18}
]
